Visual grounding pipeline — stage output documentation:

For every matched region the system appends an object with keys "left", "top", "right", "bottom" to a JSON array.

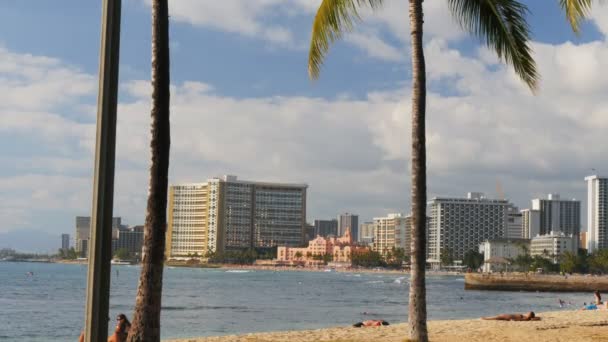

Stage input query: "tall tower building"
[
  {"left": 166, "top": 175, "right": 307, "bottom": 259},
  {"left": 506, "top": 206, "right": 523, "bottom": 239},
  {"left": 61, "top": 234, "right": 70, "bottom": 251},
  {"left": 531, "top": 194, "right": 580, "bottom": 237},
  {"left": 521, "top": 209, "right": 540, "bottom": 239},
  {"left": 428, "top": 192, "right": 513, "bottom": 264},
  {"left": 586, "top": 175, "right": 608, "bottom": 252},
  {"left": 337, "top": 213, "right": 359, "bottom": 241},
  {"left": 314, "top": 219, "right": 338, "bottom": 237},
  {"left": 74, "top": 216, "right": 121, "bottom": 257}
]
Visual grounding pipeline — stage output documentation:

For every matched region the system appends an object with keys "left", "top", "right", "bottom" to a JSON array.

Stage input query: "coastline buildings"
[
  {"left": 111, "top": 225, "right": 144, "bottom": 257},
  {"left": 428, "top": 192, "right": 514, "bottom": 265},
  {"left": 506, "top": 206, "right": 523, "bottom": 239},
  {"left": 314, "top": 219, "right": 338, "bottom": 237},
  {"left": 531, "top": 194, "right": 580, "bottom": 238},
  {"left": 372, "top": 213, "right": 410, "bottom": 256},
  {"left": 305, "top": 223, "right": 316, "bottom": 241},
  {"left": 521, "top": 209, "right": 540, "bottom": 239},
  {"left": 276, "top": 229, "right": 361, "bottom": 266},
  {"left": 479, "top": 238, "right": 529, "bottom": 272},
  {"left": 530, "top": 232, "right": 576, "bottom": 263},
  {"left": 61, "top": 234, "right": 70, "bottom": 252},
  {"left": 338, "top": 213, "right": 359, "bottom": 242},
  {"left": 74, "top": 216, "right": 122, "bottom": 257},
  {"left": 166, "top": 175, "right": 307, "bottom": 259},
  {"left": 586, "top": 175, "right": 608, "bottom": 252},
  {"left": 580, "top": 231, "right": 587, "bottom": 251},
  {"left": 358, "top": 221, "right": 375, "bottom": 245}
]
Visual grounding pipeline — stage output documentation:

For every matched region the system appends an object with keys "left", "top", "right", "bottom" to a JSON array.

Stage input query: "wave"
[
  {"left": 394, "top": 277, "right": 407, "bottom": 284},
  {"left": 161, "top": 305, "right": 250, "bottom": 311},
  {"left": 366, "top": 280, "right": 384, "bottom": 284},
  {"left": 225, "top": 270, "right": 251, "bottom": 273}
]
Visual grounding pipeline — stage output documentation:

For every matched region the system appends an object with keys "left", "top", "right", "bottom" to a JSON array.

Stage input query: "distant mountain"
[{"left": 0, "top": 229, "right": 59, "bottom": 254}]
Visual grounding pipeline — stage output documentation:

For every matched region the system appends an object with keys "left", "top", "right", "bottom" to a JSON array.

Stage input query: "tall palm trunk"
[
  {"left": 127, "top": 0, "right": 170, "bottom": 341},
  {"left": 408, "top": 0, "right": 428, "bottom": 341}
]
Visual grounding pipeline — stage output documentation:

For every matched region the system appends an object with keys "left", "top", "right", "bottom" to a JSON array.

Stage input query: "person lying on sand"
[
  {"left": 353, "top": 320, "right": 390, "bottom": 327},
  {"left": 481, "top": 311, "right": 540, "bottom": 321},
  {"left": 581, "top": 301, "right": 608, "bottom": 311}
]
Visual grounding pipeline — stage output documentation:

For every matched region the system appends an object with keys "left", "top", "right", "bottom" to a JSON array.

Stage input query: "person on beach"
[
  {"left": 594, "top": 290, "right": 602, "bottom": 305},
  {"left": 481, "top": 312, "right": 540, "bottom": 321},
  {"left": 353, "top": 320, "right": 390, "bottom": 327},
  {"left": 581, "top": 301, "right": 608, "bottom": 311},
  {"left": 78, "top": 313, "right": 131, "bottom": 342}
]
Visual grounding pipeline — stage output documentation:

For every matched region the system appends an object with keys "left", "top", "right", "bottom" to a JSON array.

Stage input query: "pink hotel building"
[{"left": 277, "top": 229, "right": 365, "bottom": 266}]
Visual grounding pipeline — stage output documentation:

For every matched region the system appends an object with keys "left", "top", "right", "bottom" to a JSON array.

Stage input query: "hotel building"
[
  {"left": 521, "top": 209, "right": 540, "bottom": 239},
  {"left": 277, "top": 229, "right": 361, "bottom": 266},
  {"left": 372, "top": 213, "right": 410, "bottom": 256},
  {"left": 166, "top": 175, "right": 307, "bottom": 259},
  {"left": 506, "top": 206, "right": 523, "bottom": 239},
  {"left": 530, "top": 232, "right": 576, "bottom": 263},
  {"left": 586, "top": 175, "right": 608, "bottom": 252},
  {"left": 358, "top": 221, "right": 375, "bottom": 245},
  {"left": 428, "top": 192, "right": 514, "bottom": 264},
  {"left": 531, "top": 194, "right": 580, "bottom": 238}
]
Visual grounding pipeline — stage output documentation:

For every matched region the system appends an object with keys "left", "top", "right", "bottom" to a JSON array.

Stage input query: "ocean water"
[{"left": 0, "top": 262, "right": 592, "bottom": 341}]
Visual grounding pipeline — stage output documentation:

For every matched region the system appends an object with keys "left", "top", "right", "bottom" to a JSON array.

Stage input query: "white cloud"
[
  {"left": 345, "top": 31, "right": 403, "bottom": 62},
  {"left": 5, "top": 23, "right": 608, "bottom": 234},
  {"left": 140, "top": 0, "right": 460, "bottom": 60},
  {"left": 143, "top": 0, "right": 297, "bottom": 46},
  {"left": 590, "top": 3, "right": 608, "bottom": 37}
]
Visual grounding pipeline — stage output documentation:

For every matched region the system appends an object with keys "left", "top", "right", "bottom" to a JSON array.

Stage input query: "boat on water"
[{"left": 111, "top": 259, "right": 131, "bottom": 265}]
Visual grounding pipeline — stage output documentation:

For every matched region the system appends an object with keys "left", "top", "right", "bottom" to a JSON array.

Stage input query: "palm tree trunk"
[
  {"left": 408, "top": 0, "right": 428, "bottom": 341},
  {"left": 126, "top": 0, "right": 170, "bottom": 341}
]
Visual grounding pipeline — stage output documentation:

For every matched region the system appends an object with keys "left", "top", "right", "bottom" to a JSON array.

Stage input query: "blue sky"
[{"left": 2, "top": 0, "right": 608, "bottom": 252}]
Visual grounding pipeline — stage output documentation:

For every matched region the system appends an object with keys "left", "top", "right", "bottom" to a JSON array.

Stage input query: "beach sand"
[{"left": 165, "top": 310, "right": 608, "bottom": 342}]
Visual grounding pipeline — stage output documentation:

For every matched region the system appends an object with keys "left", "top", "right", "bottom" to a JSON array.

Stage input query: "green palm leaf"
[
  {"left": 447, "top": 0, "right": 539, "bottom": 91},
  {"left": 559, "top": 0, "right": 592, "bottom": 33},
  {"left": 308, "top": 0, "right": 384, "bottom": 79}
]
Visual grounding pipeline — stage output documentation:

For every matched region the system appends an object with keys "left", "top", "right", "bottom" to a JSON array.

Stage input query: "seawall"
[{"left": 465, "top": 273, "right": 608, "bottom": 292}]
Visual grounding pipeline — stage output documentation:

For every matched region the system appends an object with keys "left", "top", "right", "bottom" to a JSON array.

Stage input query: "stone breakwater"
[{"left": 465, "top": 272, "right": 608, "bottom": 292}]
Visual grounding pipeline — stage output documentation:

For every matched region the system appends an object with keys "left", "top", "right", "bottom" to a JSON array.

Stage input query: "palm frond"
[
  {"left": 447, "top": 0, "right": 539, "bottom": 92},
  {"left": 558, "top": 0, "right": 592, "bottom": 33},
  {"left": 308, "top": 0, "right": 384, "bottom": 79}
]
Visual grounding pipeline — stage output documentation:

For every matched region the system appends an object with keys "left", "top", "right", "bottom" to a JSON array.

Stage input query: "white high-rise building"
[
  {"left": 521, "top": 209, "right": 540, "bottom": 239},
  {"left": 586, "top": 175, "right": 608, "bottom": 252},
  {"left": 372, "top": 213, "right": 409, "bottom": 256},
  {"left": 428, "top": 192, "right": 514, "bottom": 264},
  {"left": 531, "top": 194, "right": 580, "bottom": 237}
]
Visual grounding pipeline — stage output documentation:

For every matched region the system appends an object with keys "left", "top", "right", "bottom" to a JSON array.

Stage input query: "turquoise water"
[{"left": 0, "top": 262, "right": 591, "bottom": 341}]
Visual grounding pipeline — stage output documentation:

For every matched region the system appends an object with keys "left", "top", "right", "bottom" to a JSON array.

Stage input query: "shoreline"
[
  {"left": 46, "top": 259, "right": 463, "bottom": 276},
  {"left": 164, "top": 310, "right": 608, "bottom": 342},
  {"left": 214, "top": 264, "right": 464, "bottom": 276}
]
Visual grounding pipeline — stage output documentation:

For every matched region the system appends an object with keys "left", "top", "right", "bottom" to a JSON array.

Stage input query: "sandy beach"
[{"left": 165, "top": 310, "right": 608, "bottom": 342}]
